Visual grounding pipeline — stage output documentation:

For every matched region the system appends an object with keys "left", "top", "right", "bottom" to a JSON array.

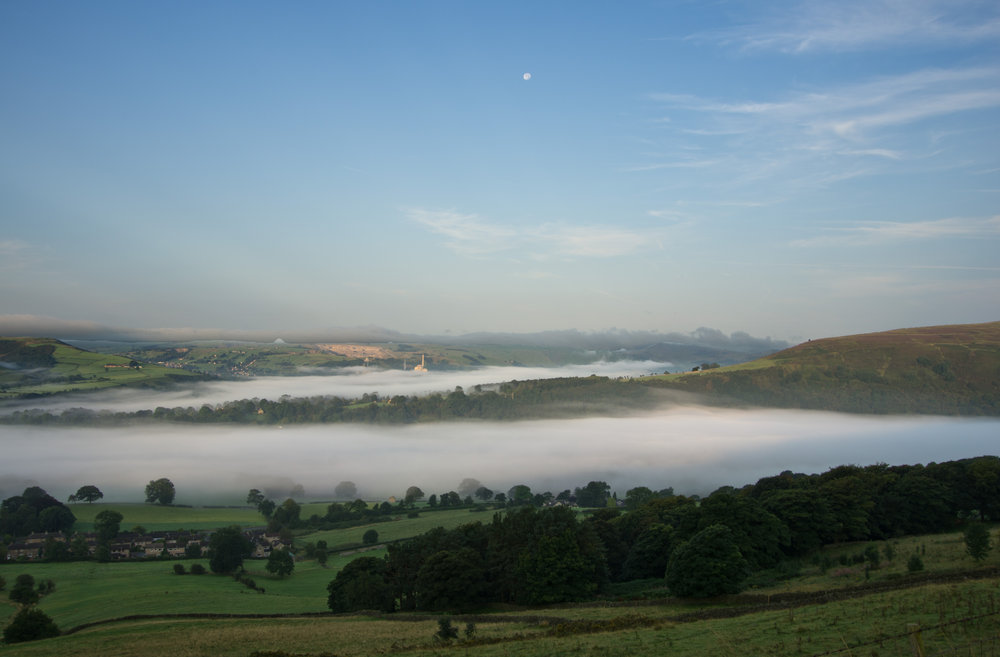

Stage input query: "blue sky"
[{"left": 1, "top": 0, "right": 998, "bottom": 342}]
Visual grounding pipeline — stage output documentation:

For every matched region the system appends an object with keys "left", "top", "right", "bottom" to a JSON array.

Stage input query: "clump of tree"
[
  {"left": 327, "top": 505, "right": 608, "bottom": 613},
  {"left": 666, "top": 525, "right": 750, "bottom": 597},
  {"left": 208, "top": 526, "right": 253, "bottom": 574},
  {"left": 144, "top": 478, "right": 175, "bottom": 505},
  {"left": 0, "top": 487, "right": 75, "bottom": 538}
]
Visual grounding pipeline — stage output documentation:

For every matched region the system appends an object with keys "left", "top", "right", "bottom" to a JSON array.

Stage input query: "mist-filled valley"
[
  {"left": 3, "top": 361, "right": 998, "bottom": 503},
  {"left": 0, "top": 360, "right": 673, "bottom": 416},
  {"left": 3, "top": 405, "right": 997, "bottom": 504}
]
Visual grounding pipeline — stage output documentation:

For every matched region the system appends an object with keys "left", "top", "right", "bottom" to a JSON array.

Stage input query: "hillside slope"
[
  {"left": 0, "top": 337, "right": 206, "bottom": 399},
  {"left": 646, "top": 321, "right": 1000, "bottom": 415}
]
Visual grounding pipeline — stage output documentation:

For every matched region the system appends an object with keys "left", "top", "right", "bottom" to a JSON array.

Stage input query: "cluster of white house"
[{"left": 5, "top": 528, "right": 291, "bottom": 561}]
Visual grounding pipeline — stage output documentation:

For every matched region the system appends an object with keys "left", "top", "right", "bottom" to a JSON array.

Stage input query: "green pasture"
[
  {"left": 68, "top": 504, "right": 263, "bottom": 533},
  {"left": 297, "top": 506, "right": 495, "bottom": 551},
  {"left": 0, "top": 553, "right": 360, "bottom": 631}
]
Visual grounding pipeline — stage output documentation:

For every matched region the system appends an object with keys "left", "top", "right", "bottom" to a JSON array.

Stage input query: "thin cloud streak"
[
  {"left": 407, "top": 209, "right": 658, "bottom": 259},
  {"left": 645, "top": 66, "right": 1000, "bottom": 192},
  {"left": 692, "top": 1, "right": 1000, "bottom": 53},
  {"left": 790, "top": 215, "right": 1000, "bottom": 247}
]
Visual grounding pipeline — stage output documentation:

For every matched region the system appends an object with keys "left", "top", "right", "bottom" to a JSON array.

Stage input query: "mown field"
[{"left": 3, "top": 504, "right": 999, "bottom": 656}]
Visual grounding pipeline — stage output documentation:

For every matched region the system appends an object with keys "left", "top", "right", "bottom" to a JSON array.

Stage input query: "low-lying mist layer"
[
  {"left": 0, "top": 360, "right": 672, "bottom": 415},
  {"left": 2, "top": 408, "right": 996, "bottom": 504}
]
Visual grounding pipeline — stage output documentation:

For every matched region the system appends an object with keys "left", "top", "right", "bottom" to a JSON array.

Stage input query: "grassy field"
[
  {"left": 296, "top": 506, "right": 495, "bottom": 551},
  {"left": 68, "top": 504, "right": 263, "bottom": 533}
]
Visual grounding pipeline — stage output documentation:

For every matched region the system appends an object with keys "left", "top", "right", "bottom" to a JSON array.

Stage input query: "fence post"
[{"left": 907, "top": 623, "right": 925, "bottom": 657}]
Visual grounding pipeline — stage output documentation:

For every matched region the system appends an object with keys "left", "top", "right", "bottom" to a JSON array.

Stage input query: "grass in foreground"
[{"left": 2, "top": 578, "right": 997, "bottom": 657}]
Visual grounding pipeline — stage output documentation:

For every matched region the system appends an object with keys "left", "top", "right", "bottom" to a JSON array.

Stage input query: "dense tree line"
[
  {"left": 327, "top": 455, "right": 1000, "bottom": 611},
  {"left": 327, "top": 505, "right": 608, "bottom": 613}
]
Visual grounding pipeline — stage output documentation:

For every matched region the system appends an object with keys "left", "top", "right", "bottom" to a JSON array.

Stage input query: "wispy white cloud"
[
  {"left": 643, "top": 66, "right": 1000, "bottom": 191},
  {"left": 0, "top": 239, "right": 36, "bottom": 273},
  {"left": 653, "top": 67, "right": 1000, "bottom": 141},
  {"left": 406, "top": 209, "right": 659, "bottom": 259},
  {"left": 694, "top": 0, "right": 1000, "bottom": 53},
  {"left": 790, "top": 215, "right": 1000, "bottom": 247},
  {"left": 406, "top": 209, "right": 517, "bottom": 255},
  {"left": 841, "top": 148, "right": 903, "bottom": 160}
]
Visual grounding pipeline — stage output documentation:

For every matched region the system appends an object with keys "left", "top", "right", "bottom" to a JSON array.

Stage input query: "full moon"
[{"left": 523, "top": 72, "right": 531, "bottom": 80}]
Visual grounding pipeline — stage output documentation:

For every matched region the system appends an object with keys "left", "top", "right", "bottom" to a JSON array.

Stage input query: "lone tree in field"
[
  {"left": 208, "top": 526, "right": 253, "bottom": 574},
  {"left": 68, "top": 485, "right": 103, "bottom": 504},
  {"left": 666, "top": 524, "right": 750, "bottom": 597},
  {"left": 334, "top": 481, "right": 357, "bottom": 499},
  {"left": 145, "top": 478, "right": 175, "bottom": 505},
  {"left": 362, "top": 529, "right": 379, "bottom": 545},
  {"left": 246, "top": 488, "right": 266, "bottom": 507},
  {"left": 964, "top": 522, "right": 992, "bottom": 562},
  {"left": 266, "top": 548, "right": 295, "bottom": 578},
  {"left": 404, "top": 486, "right": 425, "bottom": 505}
]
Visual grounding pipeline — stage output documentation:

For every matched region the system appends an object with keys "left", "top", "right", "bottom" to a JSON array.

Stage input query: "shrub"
[
  {"left": 907, "top": 554, "right": 924, "bottom": 572},
  {"left": 864, "top": 545, "right": 881, "bottom": 568},
  {"left": 434, "top": 618, "right": 459, "bottom": 642},
  {"left": 362, "top": 529, "right": 379, "bottom": 545},
  {"left": 173, "top": 564, "right": 187, "bottom": 575},
  {"left": 9, "top": 574, "right": 39, "bottom": 605},
  {"left": 3, "top": 606, "right": 60, "bottom": 643},
  {"left": 190, "top": 563, "right": 206, "bottom": 575},
  {"left": 964, "top": 522, "right": 992, "bottom": 562}
]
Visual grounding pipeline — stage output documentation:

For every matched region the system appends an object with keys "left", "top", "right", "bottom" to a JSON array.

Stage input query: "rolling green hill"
[
  {"left": 0, "top": 337, "right": 206, "bottom": 399},
  {"left": 646, "top": 321, "right": 1000, "bottom": 415}
]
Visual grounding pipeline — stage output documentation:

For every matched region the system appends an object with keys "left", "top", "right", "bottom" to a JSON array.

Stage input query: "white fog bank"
[{"left": 2, "top": 408, "right": 997, "bottom": 504}]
